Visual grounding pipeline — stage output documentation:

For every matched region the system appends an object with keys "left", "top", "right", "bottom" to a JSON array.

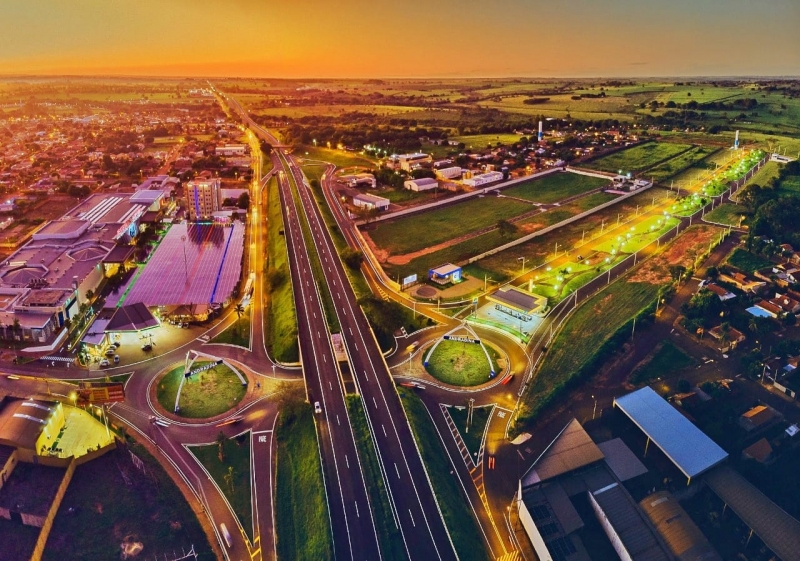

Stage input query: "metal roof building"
[
  {"left": 639, "top": 491, "right": 722, "bottom": 561},
  {"left": 613, "top": 387, "right": 728, "bottom": 483}
]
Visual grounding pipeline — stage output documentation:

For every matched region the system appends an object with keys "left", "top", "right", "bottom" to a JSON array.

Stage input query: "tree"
[
  {"left": 236, "top": 192, "right": 250, "bottom": 210},
  {"left": 705, "top": 266, "right": 719, "bottom": 279},
  {"left": 668, "top": 265, "right": 687, "bottom": 281},
  {"left": 234, "top": 303, "right": 245, "bottom": 319},
  {"left": 216, "top": 431, "right": 226, "bottom": 462},
  {"left": 224, "top": 466, "right": 235, "bottom": 493},
  {"left": 496, "top": 219, "right": 519, "bottom": 239},
  {"left": 85, "top": 289, "right": 95, "bottom": 301},
  {"left": 341, "top": 248, "right": 364, "bottom": 270}
]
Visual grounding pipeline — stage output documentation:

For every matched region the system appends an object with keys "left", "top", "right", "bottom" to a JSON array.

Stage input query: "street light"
[
  {"left": 591, "top": 395, "right": 597, "bottom": 420},
  {"left": 517, "top": 256, "right": 526, "bottom": 275}
]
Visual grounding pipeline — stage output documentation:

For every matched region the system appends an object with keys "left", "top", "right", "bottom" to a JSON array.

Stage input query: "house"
[
  {"left": 753, "top": 300, "right": 782, "bottom": 318},
  {"left": 434, "top": 167, "right": 462, "bottom": 180},
  {"left": 739, "top": 405, "right": 782, "bottom": 432},
  {"left": 718, "top": 271, "right": 767, "bottom": 294},
  {"left": 706, "top": 283, "right": 736, "bottom": 302},
  {"left": 404, "top": 177, "right": 438, "bottom": 192},
  {"left": 707, "top": 324, "right": 745, "bottom": 350},
  {"left": 428, "top": 263, "right": 462, "bottom": 285},
  {"left": 462, "top": 171, "right": 503, "bottom": 188},
  {"left": 742, "top": 438, "right": 774, "bottom": 464},
  {"left": 769, "top": 293, "right": 800, "bottom": 315},
  {"left": 755, "top": 265, "right": 800, "bottom": 288}
]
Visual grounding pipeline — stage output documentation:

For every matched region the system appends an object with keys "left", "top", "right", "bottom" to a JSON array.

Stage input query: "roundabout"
[
  {"left": 422, "top": 329, "right": 507, "bottom": 388},
  {"left": 155, "top": 353, "right": 248, "bottom": 419}
]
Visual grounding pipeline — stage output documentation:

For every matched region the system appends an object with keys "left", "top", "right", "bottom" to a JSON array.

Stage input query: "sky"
[{"left": 1, "top": 0, "right": 798, "bottom": 78}]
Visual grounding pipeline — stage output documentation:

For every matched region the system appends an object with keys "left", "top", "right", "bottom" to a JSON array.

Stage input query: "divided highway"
[
  {"left": 276, "top": 159, "right": 382, "bottom": 560},
  {"left": 284, "top": 158, "right": 458, "bottom": 561}
]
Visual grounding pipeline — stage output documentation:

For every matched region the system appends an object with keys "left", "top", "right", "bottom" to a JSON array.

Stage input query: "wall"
[
  {"left": 517, "top": 485, "right": 553, "bottom": 561},
  {"left": 0, "top": 448, "right": 17, "bottom": 493},
  {"left": 29, "top": 459, "right": 77, "bottom": 561}
]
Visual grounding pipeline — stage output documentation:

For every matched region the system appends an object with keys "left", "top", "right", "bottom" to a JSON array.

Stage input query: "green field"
[
  {"left": 517, "top": 281, "right": 660, "bottom": 426},
  {"left": 346, "top": 397, "right": 406, "bottom": 561},
  {"left": 503, "top": 172, "right": 609, "bottom": 203},
  {"left": 43, "top": 444, "right": 214, "bottom": 561},
  {"left": 630, "top": 341, "right": 696, "bottom": 385},
  {"left": 189, "top": 437, "right": 253, "bottom": 541},
  {"left": 275, "top": 405, "right": 333, "bottom": 561},
  {"left": 266, "top": 177, "right": 300, "bottom": 363},
  {"left": 157, "top": 362, "right": 247, "bottom": 418},
  {"left": 255, "top": 104, "right": 424, "bottom": 119},
  {"left": 587, "top": 142, "right": 693, "bottom": 174},
  {"left": 398, "top": 388, "right": 489, "bottom": 561},
  {"left": 452, "top": 133, "right": 528, "bottom": 148},
  {"left": 646, "top": 146, "right": 719, "bottom": 182},
  {"left": 703, "top": 203, "right": 747, "bottom": 227},
  {"left": 294, "top": 145, "right": 376, "bottom": 169},
  {"left": 424, "top": 340, "right": 501, "bottom": 387},
  {"left": 210, "top": 306, "right": 251, "bottom": 347},
  {"left": 725, "top": 247, "right": 771, "bottom": 273},
  {"left": 368, "top": 196, "right": 532, "bottom": 256}
]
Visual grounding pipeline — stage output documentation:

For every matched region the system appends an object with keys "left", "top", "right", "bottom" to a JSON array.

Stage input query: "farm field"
[
  {"left": 503, "top": 172, "right": 609, "bottom": 203},
  {"left": 254, "top": 104, "right": 424, "bottom": 119},
  {"left": 586, "top": 142, "right": 692, "bottom": 174},
  {"left": 479, "top": 93, "right": 636, "bottom": 122}
]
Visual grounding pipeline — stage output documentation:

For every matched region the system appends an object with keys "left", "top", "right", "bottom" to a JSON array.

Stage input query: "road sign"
[
  {"left": 402, "top": 274, "right": 418, "bottom": 288},
  {"left": 185, "top": 359, "right": 224, "bottom": 378},
  {"left": 78, "top": 382, "right": 125, "bottom": 404},
  {"left": 443, "top": 335, "right": 480, "bottom": 344}
]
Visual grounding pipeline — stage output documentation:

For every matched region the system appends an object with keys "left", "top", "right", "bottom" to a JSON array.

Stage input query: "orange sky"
[{"left": 2, "top": 0, "right": 799, "bottom": 77}]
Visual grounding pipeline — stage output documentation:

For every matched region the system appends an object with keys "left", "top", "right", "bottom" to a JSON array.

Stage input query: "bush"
[
  {"left": 341, "top": 248, "right": 365, "bottom": 270},
  {"left": 265, "top": 268, "right": 286, "bottom": 292}
]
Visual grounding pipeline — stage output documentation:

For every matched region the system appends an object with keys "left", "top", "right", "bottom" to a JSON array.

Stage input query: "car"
[
  {"left": 99, "top": 359, "right": 110, "bottom": 367},
  {"left": 220, "top": 523, "right": 233, "bottom": 549},
  {"left": 314, "top": 401, "right": 322, "bottom": 414},
  {"left": 699, "top": 279, "right": 710, "bottom": 288},
  {"left": 104, "top": 348, "right": 115, "bottom": 357},
  {"left": 111, "top": 341, "right": 121, "bottom": 348},
  {"left": 406, "top": 342, "right": 419, "bottom": 352},
  {"left": 141, "top": 344, "right": 153, "bottom": 352},
  {"left": 113, "top": 355, "right": 120, "bottom": 364}
]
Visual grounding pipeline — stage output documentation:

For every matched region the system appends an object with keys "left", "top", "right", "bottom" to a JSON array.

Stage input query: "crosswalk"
[{"left": 495, "top": 551, "right": 522, "bottom": 561}]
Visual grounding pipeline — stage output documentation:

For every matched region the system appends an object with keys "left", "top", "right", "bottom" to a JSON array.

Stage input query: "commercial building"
[
  {"left": 487, "top": 285, "right": 548, "bottom": 321},
  {"left": 638, "top": 491, "right": 722, "bottom": 561},
  {"left": 391, "top": 153, "right": 432, "bottom": 172},
  {"left": 186, "top": 178, "right": 222, "bottom": 221},
  {"left": 462, "top": 171, "right": 503, "bottom": 188},
  {"left": 0, "top": 397, "right": 65, "bottom": 462},
  {"left": 428, "top": 264, "right": 462, "bottom": 285},
  {"left": 215, "top": 144, "right": 248, "bottom": 157},
  {"left": 404, "top": 177, "right": 439, "bottom": 191},
  {"left": 352, "top": 193, "right": 390, "bottom": 212},
  {"left": 434, "top": 167, "right": 462, "bottom": 180}
]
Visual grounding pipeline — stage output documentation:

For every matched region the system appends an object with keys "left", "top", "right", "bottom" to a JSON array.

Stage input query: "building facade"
[{"left": 186, "top": 178, "right": 222, "bottom": 221}]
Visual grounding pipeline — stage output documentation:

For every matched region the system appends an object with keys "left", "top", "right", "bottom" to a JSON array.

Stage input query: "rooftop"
[
  {"left": 523, "top": 418, "right": 605, "bottom": 486},
  {"left": 639, "top": 491, "right": 722, "bottom": 561},
  {"left": 430, "top": 263, "right": 462, "bottom": 277},
  {"left": 613, "top": 387, "right": 728, "bottom": 480},
  {"left": 488, "top": 285, "right": 548, "bottom": 314}
]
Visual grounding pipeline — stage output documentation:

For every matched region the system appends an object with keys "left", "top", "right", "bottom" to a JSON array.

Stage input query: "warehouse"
[
  {"left": 404, "top": 177, "right": 439, "bottom": 191},
  {"left": 463, "top": 170, "right": 503, "bottom": 188},
  {"left": 352, "top": 193, "right": 390, "bottom": 211}
]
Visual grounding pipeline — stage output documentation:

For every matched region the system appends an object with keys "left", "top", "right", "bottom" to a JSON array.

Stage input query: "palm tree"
[
  {"left": 216, "top": 431, "right": 226, "bottom": 463},
  {"left": 234, "top": 303, "right": 245, "bottom": 319},
  {"left": 224, "top": 466, "right": 235, "bottom": 493}
]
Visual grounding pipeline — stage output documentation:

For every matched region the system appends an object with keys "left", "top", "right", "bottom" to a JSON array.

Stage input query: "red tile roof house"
[
  {"left": 718, "top": 271, "right": 767, "bottom": 294},
  {"left": 769, "top": 293, "right": 800, "bottom": 315},
  {"left": 754, "top": 300, "right": 783, "bottom": 318},
  {"left": 708, "top": 325, "right": 746, "bottom": 350},
  {"left": 706, "top": 283, "right": 736, "bottom": 301}
]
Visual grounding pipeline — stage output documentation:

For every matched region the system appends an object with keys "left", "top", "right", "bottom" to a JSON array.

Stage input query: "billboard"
[
  {"left": 402, "top": 274, "right": 418, "bottom": 288},
  {"left": 443, "top": 335, "right": 480, "bottom": 344},
  {"left": 78, "top": 382, "right": 125, "bottom": 404}
]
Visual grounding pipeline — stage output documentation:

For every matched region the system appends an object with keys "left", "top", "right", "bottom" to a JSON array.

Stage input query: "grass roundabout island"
[
  {"left": 423, "top": 339, "right": 503, "bottom": 387},
  {"left": 156, "top": 360, "right": 247, "bottom": 418}
]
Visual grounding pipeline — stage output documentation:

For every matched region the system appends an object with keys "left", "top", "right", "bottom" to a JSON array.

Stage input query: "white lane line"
[
  {"left": 373, "top": 396, "right": 377, "bottom": 409},
  {"left": 336, "top": 415, "right": 340, "bottom": 426},
  {"left": 382, "top": 424, "right": 387, "bottom": 437},
  {"left": 329, "top": 381, "right": 332, "bottom": 390},
  {"left": 355, "top": 502, "right": 360, "bottom": 518},
  {"left": 345, "top": 454, "right": 349, "bottom": 468},
  {"left": 364, "top": 369, "right": 369, "bottom": 381},
  {"left": 395, "top": 463, "right": 401, "bottom": 479},
  {"left": 323, "top": 354, "right": 327, "bottom": 363},
  {"left": 349, "top": 327, "right": 353, "bottom": 335},
  {"left": 409, "top": 510, "right": 416, "bottom": 527}
]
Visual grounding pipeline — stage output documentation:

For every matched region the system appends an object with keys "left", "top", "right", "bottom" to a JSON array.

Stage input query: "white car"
[
  {"left": 99, "top": 358, "right": 110, "bottom": 367},
  {"left": 314, "top": 401, "right": 322, "bottom": 414}
]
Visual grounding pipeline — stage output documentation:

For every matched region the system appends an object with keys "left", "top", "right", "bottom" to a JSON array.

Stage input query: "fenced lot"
[
  {"left": 503, "top": 172, "right": 608, "bottom": 203},
  {"left": 586, "top": 142, "right": 692, "bottom": 173}
]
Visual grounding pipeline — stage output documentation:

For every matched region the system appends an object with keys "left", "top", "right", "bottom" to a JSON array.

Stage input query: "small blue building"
[{"left": 429, "top": 263, "right": 462, "bottom": 285}]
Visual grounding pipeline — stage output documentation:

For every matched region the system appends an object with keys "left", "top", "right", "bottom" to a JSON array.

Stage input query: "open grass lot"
[
  {"left": 368, "top": 196, "right": 532, "bottom": 256},
  {"left": 703, "top": 203, "right": 747, "bottom": 227},
  {"left": 266, "top": 177, "right": 299, "bottom": 363},
  {"left": 646, "top": 146, "right": 719, "bottom": 182},
  {"left": 210, "top": 306, "right": 251, "bottom": 347},
  {"left": 725, "top": 247, "right": 772, "bottom": 273},
  {"left": 295, "top": 145, "right": 376, "bottom": 169},
  {"left": 275, "top": 406, "right": 333, "bottom": 561},
  {"left": 43, "top": 444, "right": 213, "bottom": 561},
  {"left": 479, "top": 93, "right": 635, "bottom": 122},
  {"left": 346, "top": 397, "right": 406, "bottom": 561},
  {"left": 630, "top": 341, "right": 696, "bottom": 385},
  {"left": 156, "top": 361, "right": 247, "bottom": 418},
  {"left": 189, "top": 436, "right": 253, "bottom": 541},
  {"left": 424, "top": 340, "right": 501, "bottom": 387},
  {"left": 398, "top": 388, "right": 489, "bottom": 561},
  {"left": 503, "top": 172, "right": 609, "bottom": 203},
  {"left": 586, "top": 142, "right": 693, "bottom": 174},
  {"left": 448, "top": 405, "right": 492, "bottom": 459},
  {"left": 452, "top": 133, "right": 527, "bottom": 147},
  {"left": 254, "top": 104, "right": 425, "bottom": 119},
  {"left": 521, "top": 281, "right": 660, "bottom": 422}
]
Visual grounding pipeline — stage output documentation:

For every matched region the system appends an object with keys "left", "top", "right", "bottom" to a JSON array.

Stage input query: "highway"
[{"left": 284, "top": 157, "right": 458, "bottom": 560}]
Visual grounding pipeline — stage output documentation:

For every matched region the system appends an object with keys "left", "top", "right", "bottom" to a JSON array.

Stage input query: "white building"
[
  {"left": 353, "top": 193, "right": 390, "bottom": 211},
  {"left": 435, "top": 167, "right": 462, "bottom": 180},
  {"left": 463, "top": 171, "right": 503, "bottom": 188},
  {"left": 393, "top": 153, "right": 432, "bottom": 172},
  {"left": 186, "top": 178, "right": 222, "bottom": 221},
  {"left": 404, "top": 178, "right": 439, "bottom": 192},
  {"left": 215, "top": 144, "right": 248, "bottom": 157}
]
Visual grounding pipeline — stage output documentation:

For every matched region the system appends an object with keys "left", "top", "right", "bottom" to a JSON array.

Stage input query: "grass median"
[
  {"left": 398, "top": 387, "right": 489, "bottom": 561},
  {"left": 275, "top": 404, "right": 333, "bottom": 561},
  {"left": 346, "top": 396, "right": 407, "bottom": 561},
  {"left": 189, "top": 435, "right": 253, "bottom": 542},
  {"left": 266, "top": 176, "right": 300, "bottom": 363},
  {"left": 424, "top": 340, "right": 501, "bottom": 387},
  {"left": 210, "top": 306, "right": 251, "bottom": 347},
  {"left": 156, "top": 361, "right": 247, "bottom": 418}
]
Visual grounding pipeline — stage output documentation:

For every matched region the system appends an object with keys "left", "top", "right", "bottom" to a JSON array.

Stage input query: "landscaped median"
[
  {"left": 397, "top": 387, "right": 489, "bottom": 561},
  {"left": 156, "top": 360, "right": 247, "bottom": 418}
]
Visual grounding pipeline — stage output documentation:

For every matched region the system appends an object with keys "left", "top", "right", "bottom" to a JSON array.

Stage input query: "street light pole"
[{"left": 591, "top": 395, "right": 597, "bottom": 420}]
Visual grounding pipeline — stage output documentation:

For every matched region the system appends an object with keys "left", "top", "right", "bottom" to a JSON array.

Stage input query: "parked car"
[
  {"left": 104, "top": 348, "right": 115, "bottom": 357},
  {"left": 113, "top": 355, "right": 120, "bottom": 364},
  {"left": 99, "top": 359, "right": 110, "bottom": 367},
  {"left": 141, "top": 344, "right": 153, "bottom": 352},
  {"left": 314, "top": 401, "right": 322, "bottom": 414}
]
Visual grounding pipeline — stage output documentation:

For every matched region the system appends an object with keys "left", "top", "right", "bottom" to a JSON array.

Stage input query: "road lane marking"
[
  {"left": 345, "top": 454, "right": 349, "bottom": 468},
  {"left": 364, "top": 370, "right": 368, "bottom": 381},
  {"left": 409, "top": 510, "right": 415, "bottom": 527},
  {"left": 349, "top": 327, "right": 353, "bottom": 335},
  {"left": 382, "top": 424, "right": 386, "bottom": 437},
  {"left": 373, "top": 396, "right": 377, "bottom": 409},
  {"left": 395, "top": 463, "right": 401, "bottom": 479},
  {"left": 336, "top": 415, "right": 340, "bottom": 426},
  {"left": 323, "top": 355, "right": 327, "bottom": 363},
  {"left": 329, "top": 381, "right": 332, "bottom": 390},
  {"left": 355, "top": 502, "right": 360, "bottom": 518}
]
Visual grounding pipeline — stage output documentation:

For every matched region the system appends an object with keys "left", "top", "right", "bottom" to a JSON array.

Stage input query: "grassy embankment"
[
  {"left": 703, "top": 203, "right": 748, "bottom": 227},
  {"left": 725, "top": 247, "right": 772, "bottom": 273},
  {"left": 630, "top": 341, "right": 696, "bottom": 385},
  {"left": 189, "top": 436, "right": 253, "bottom": 541},
  {"left": 265, "top": 176, "right": 299, "bottom": 362},
  {"left": 398, "top": 388, "right": 489, "bottom": 561},
  {"left": 503, "top": 172, "right": 609, "bottom": 203},
  {"left": 275, "top": 405, "right": 333, "bottom": 561}
]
